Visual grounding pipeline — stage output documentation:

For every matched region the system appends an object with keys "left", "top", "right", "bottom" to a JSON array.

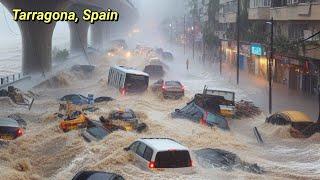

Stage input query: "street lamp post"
[
  {"left": 236, "top": 0, "right": 240, "bottom": 85},
  {"left": 266, "top": 18, "right": 274, "bottom": 114}
]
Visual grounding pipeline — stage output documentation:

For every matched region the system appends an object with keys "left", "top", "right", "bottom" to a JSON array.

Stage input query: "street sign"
[{"left": 251, "top": 43, "right": 263, "bottom": 56}]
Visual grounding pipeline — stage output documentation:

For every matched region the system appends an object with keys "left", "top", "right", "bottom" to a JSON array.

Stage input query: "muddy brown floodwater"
[{"left": 0, "top": 52, "right": 319, "bottom": 180}]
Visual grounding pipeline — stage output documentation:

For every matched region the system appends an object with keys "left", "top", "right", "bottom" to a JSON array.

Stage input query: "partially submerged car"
[
  {"left": 100, "top": 109, "right": 147, "bottom": 133},
  {"left": 162, "top": 52, "right": 173, "bottom": 60},
  {"left": 72, "top": 171, "right": 125, "bottom": 180},
  {"left": 81, "top": 120, "right": 111, "bottom": 142},
  {"left": 151, "top": 80, "right": 185, "bottom": 99},
  {"left": 195, "top": 148, "right": 263, "bottom": 174},
  {"left": 124, "top": 138, "right": 193, "bottom": 172},
  {"left": 171, "top": 101, "right": 229, "bottom": 130},
  {"left": 266, "top": 111, "right": 319, "bottom": 138},
  {"left": 143, "top": 65, "right": 165, "bottom": 79},
  {"left": 60, "top": 94, "right": 113, "bottom": 105},
  {"left": 196, "top": 87, "right": 236, "bottom": 118},
  {"left": 59, "top": 111, "right": 89, "bottom": 132},
  {"left": 0, "top": 118, "right": 24, "bottom": 140}
]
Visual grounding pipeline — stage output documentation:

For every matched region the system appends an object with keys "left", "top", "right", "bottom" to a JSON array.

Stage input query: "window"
[
  {"left": 143, "top": 146, "right": 153, "bottom": 161},
  {"left": 136, "top": 142, "right": 147, "bottom": 157},
  {"left": 129, "top": 141, "right": 140, "bottom": 152},
  {"left": 155, "top": 150, "right": 192, "bottom": 168}
]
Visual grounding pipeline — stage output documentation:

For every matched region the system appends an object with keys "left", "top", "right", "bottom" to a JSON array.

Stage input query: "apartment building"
[{"left": 247, "top": 0, "right": 320, "bottom": 94}]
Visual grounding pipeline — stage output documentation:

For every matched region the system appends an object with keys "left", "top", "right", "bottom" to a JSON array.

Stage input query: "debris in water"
[
  {"left": 13, "top": 158, "right": 32, "bottom": 172},
  {"left": 235, "top": 100, "right": 261, "bottom": 119}
]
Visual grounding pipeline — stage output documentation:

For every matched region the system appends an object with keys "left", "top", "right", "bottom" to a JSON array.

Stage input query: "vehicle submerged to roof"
[
  {"left": 108, "top": 66, "right": 149, "bottom": 95},
  {"left": 72, "top": 171, "right": 124, "bottom": 180},
  {"left": 124, "top": 138, "right": 193, "bottom": 172},
  {"left": 100, "top": 109, "right": 147, "bottom": 133}
]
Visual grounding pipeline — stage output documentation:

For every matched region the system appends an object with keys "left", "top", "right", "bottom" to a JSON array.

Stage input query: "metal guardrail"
[{"left": 0, "top": 73, "right": 30, "bottom": 88}]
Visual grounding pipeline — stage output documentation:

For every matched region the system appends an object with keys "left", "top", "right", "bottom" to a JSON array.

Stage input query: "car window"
[
  {"left": 166, "top": 81, "right": 180, "bottom": 87},
  {"left": 136, "top": 142, "right": 147, "bottom": 157},
  {"left": 155, "top": 150, "right": 191, "bottom": 168},
  {"left": 129, "top": 141, "right": 140, "bottom": 152},
  {"left": 87, "top": 127, "right": 109, "bottom": 139},
  {"left": 143, "top": 146, "right": 153, "bottom": 161}
]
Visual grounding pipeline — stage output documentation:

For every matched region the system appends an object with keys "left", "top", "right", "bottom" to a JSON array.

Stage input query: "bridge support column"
[
  {"left": 0, "top": 0, "right": 67, "bottom": 74},
  {"left": 91, "top": 22, "right": 105, "bottom": 50},
  {"left": 20, "top": 22, "right": 55, "bottom": 74},
  {"left": 69, "top": 21, "right": 89, "bottom": 52}
]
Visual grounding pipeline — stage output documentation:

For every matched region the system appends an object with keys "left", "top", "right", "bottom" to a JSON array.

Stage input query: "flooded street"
[
  {"left": 0, "top": 36, "right": 319, "bottom": 179},
  {"left": 0, "top": 0, "right": 319, "bottom": 179}
]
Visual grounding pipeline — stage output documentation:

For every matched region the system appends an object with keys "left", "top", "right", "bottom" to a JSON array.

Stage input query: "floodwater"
[
  {"left": 0, "top": 39, "right": 319, "bottom": 179},
  {"left": 0, "top": 1, "right": 319, "bottom": 179}
]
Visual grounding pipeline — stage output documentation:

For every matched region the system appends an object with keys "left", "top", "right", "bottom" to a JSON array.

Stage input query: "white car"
[{"left": 124, "top": 138, "right": 194, "bottom": 173}]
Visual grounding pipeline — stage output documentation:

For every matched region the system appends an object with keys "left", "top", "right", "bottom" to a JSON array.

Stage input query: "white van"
[
  {"left": 108, "top": 66, "right": 149, "bottom": 95},
  {"left": 124, "top": 138, "right": 194, "bottom": 173}
]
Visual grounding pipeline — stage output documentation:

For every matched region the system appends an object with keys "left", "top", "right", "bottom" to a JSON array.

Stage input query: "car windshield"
[
  {"left": 155, "top": 150, "right": 191, "bottom": 168},
  {"left": 87, "top": 127, "right": 109, "bottom": 139}
]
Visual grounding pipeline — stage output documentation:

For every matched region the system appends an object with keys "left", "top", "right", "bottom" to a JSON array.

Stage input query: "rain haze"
[{"left": 0, "top": 0, "right": 319, "bottom": 179}]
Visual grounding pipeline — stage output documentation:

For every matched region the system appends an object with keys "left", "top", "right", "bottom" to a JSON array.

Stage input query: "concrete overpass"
[{"left": 0, "top": 0, "right": 138, "bottom": 74}]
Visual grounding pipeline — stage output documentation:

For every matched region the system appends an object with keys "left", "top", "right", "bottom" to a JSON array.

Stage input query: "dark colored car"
[
  {"left": 100, "top": 109, "right": 147, "bottom": 133},
  {"left": 60, "top": 94, "right": 113, "bottom": 105},
  {"left": 171, "top": 102, "right": 229, "bottom": 130},
  {"left": 81, "top": 120, "right": 111, "bottom": 142},
  {"left": 72, "top": 171, "right": 125, "bottom": 180},
  {"left": 162, "top": 81, "right": 185, "bottom": 99},
  {"left": 162, "top": 52, "right": 173, "bottom": 60},
  {"left": 60, "top": 94, "right": 88, "bottom": 105},
  {"left": 0, "top": 118, "right": 24, "bottom": 140},
  {"left": 143, "top": 65, "right": 165, "bottom": 78},
  {"left": 111, "top": 39, "right": 128, "bottom": 50}
]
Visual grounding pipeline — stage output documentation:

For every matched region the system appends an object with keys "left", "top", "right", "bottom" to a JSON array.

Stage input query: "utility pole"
[
  {"left": 220, "top": 40, "right": 222, "bottom": 75},
  {"left": 192, "top": 26, "right": 195, "bottom": 61},
  {"left": 236, "top": 0, "right": 240, "bottom": 85},
  {"left": 268, "top": 18, "right": 274, "bottom": 114}
]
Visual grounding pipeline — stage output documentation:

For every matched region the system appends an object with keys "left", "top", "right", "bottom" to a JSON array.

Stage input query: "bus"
[{"left": 108, "top": 66, "right": 149, "bottom": 95}]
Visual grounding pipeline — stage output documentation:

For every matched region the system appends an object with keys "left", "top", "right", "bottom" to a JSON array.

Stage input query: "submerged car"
[
  {"left": 60, "top": 94, "right": 89, "bottom": 105},
  {"left": 60, "top": 94, "right": 113, "bottom": 105},
  {"left": 162, "top": 52, "right": 173, "bottom": 60},
  {"left": 171, "top": 102, "right": 229, "bottom": 130},
  {"left": 152, "top": 80, "right": 185, "bottom": 99},
  {"left": 72, "top": 171, "right": 125, "bottom": 180},
  {"left": 266, "top": 111, "right": 319, "bottom": 138},
  {"left": 59, "top": 111, "right": 89, "bottom": 132},
  {"left": 143, "top": 65, "right": 165, "bottom": 79},
  {"left": 124, "top": 138, "right": 193, "bottom": 172},
  {"left": 100, "top": 109, "right": 147, "bottom": 133},
  {"left": 81, "top": 120, "right": 111, "bottom": 142},
  {"left": 0, "top": 118, "right": 24, "bottom": 140}
]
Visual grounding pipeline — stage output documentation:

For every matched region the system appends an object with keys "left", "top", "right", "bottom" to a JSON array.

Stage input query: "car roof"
[
  {"left": 0, "top": 118, "right": 19, "bottom": 127},
  {"left": 139, "top": 138, "right": 189, "bottom": 152},
  {"left": 280, "top": 111, "right": 312, "bottom": 122},
  {"left": 114, "top": 66, "right": 149, "bottom": 77}
]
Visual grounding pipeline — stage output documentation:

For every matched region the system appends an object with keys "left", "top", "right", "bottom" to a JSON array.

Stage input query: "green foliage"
[
  {"left": 53, "top": 48, "right": 69, "bottom": 60},
  {"left": 274, "top": 35, "right": 299, "bottom": 55}
]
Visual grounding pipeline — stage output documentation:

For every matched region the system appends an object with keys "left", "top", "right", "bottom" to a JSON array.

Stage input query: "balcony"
[
  {"left": 219, "top": 12, "right": 237, "bottom": 23},
  {"left": 248, "top": 7, "right": 270, "bottom": 20},
  {"left": 271, "top": 3, "right": 320, "bottom": 21}
]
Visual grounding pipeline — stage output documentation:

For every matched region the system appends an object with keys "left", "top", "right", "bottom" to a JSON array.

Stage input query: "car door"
[{"left": 135, "top": 142, "right": 148, "bottom": 169}]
